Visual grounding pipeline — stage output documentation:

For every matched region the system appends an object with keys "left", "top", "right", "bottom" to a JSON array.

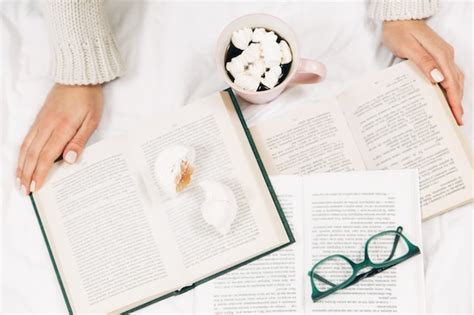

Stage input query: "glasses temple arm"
[{"left": 386, "top": 226, "right": 403, "bottom": 262}]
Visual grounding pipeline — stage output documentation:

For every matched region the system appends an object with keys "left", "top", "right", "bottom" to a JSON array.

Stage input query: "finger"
[
  {"left": 63, "top": 115, "right": 99, "bottom": 164},
  {"left": 413, "top": 35, "right": 463, "bottom": 125},
  {"left": 440, "top": 77, "right": 463, "bottom": 125},
  {"left": 20, "top": 129, "right": 54, "bottom": 195},
  {"left": 456, "top": 65, "right": 465, "bottom": 104},
  {"left": 16, "top": 127, "right": 38, "bottom": 188},
  {"left": 403, "top": 36, "right": 442, "bottom": 84},
  {"left": 31, "top": 126, "right": 76, "bottom": 191},
  {"left": 437, "top": 61, "right": 463, "bottom": 125}
]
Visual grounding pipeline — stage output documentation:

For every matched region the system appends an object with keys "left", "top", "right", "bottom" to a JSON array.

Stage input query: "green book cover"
[{"left": 29, "top": 88, "right": 295, "bottom": 314}]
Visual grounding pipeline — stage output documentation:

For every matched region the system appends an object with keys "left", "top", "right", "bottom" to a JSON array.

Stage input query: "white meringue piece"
[
  {"left": 261, "top": 40, "right": 282, "bottom": 68},
  {"left": 247, "top": 59, "right": 265, "bottom": 78},
  {"left": 154, "top": 145, "right": 196, "bottom": 197},
  {"left": 240, "top": 43, "right": 261, "bottom": 64},
  {"left": 279, "top": 40, "right": 292, "bottom": 64},
  {"left": 231, "top": 27, "right": 253, "bottom": 50},
  {"left": 261, "top": 66, "right": 282, "bottom": 89},
  {"left": 226, "top": 56, "right": 245, "bottom": 78},
  {"left": 251, "top": 28, "right": 267, "bottom": 42},
  {"left": 199, "top": 180, "right": 238, "bottom": 235},
  {"left": 234, "top": 73, "right": 260, "bottom": 92}
]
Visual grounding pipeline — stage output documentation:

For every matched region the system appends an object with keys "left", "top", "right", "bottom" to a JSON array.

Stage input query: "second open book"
[
  {"left": 194, "top": 170, "right": 425, "bottom": 313},
  {"left": 251, "top": 61, "right": 473, "bottom": 220}
]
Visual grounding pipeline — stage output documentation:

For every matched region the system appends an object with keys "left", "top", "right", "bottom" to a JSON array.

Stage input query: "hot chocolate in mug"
[{"left": 216, "top": 14, "right": 326, "bottom": 104}]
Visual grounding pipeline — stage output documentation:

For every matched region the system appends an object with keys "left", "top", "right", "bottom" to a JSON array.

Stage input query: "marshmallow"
[
  {"left": 240, "top": 43, "right": 261, "bottom": 64},
  {"left": 279, "top": 40, "right": 292, "bottom": 64},
  {"left": 234, "top": 72, "right": 261, "bottom": 92},
  {"left": 261, "top": 66, "right": 282, "bottom": 89},
  {"left": 252, "top": 28, "right": 267, "bottom": 42},
  {"left": 226, "top": 56, "right": 245, "bottom": 78},
  {"left": 261, "top": 31, "right": 278, "bottom": 43},
  {"left": 231, "top": 27, "right": 253, "bottom": 50},
  {"left": 247, "top": 59, "right": 265, "bottom": 78},
  {"left": 261, "top": 40, "right": 282, "bottom": 68}
]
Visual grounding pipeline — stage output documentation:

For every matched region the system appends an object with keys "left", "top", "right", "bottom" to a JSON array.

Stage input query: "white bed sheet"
[{"left": 1, "top": 1, "right": 472, "bottom": 313}]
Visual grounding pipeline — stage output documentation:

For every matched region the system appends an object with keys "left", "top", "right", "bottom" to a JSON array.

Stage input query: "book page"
[
  {"left": 33, "top": 138, "right": 182, "bottom": 313},
  {"left": 338, "top": 61, "right": 473, "bottom": 219},
  {"left": 128, "top": 92, "right": 291, "bottom": 289},
  {"left": 250, "top": 99, "right": 366, "bottom": 175},
  {"left": 193, "top": 171, "right": 425, "bottom": 314},
  {"left": 193, "top": 176, "right": 305, "bottom": 313},
  {"left": 33, "top": 92, "right": 291, "bottom": 313},
  {"left": 303, "top": 171, "right": 425, "bottom": 313}
]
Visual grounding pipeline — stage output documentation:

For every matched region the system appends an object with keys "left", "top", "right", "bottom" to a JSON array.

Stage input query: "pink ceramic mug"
[{"left": 216, "top": 14, "right": 326, "bottom": 104}]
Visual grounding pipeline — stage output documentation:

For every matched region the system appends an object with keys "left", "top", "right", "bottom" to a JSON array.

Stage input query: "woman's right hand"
[
  {"left": 16, "top": 83, "right": 104, "bottom": 195},
  {"left": 382, "top": 20, "right": 464, "bottom": 125}
]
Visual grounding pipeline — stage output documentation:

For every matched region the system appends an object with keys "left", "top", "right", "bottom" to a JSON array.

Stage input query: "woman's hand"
[
  {"left": 382, "top": 20, "right": 464, "bottom": 125},
  {"left": 16, "top": 83, "right": 103, "bottom": 195}
]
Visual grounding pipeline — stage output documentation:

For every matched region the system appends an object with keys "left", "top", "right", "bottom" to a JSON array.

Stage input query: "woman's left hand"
[{"left": 382, "top": 20, "right": 464, "bottom": 125}]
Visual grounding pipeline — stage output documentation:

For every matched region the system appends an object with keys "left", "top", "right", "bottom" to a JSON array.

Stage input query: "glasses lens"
[
  {"left": 311, "top": 256, "right": 353, "bottom": 292},
  {"left": 367, "top": 231, "right": 409, "bottom": 264}
]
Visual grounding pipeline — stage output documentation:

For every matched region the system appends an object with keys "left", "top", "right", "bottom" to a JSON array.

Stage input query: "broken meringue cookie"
[
  {"left": 231, "top": 27, "right": 253, "bottom": 50},
  {"left": 154, "top": 145, "right": 196, "bottom": 197},
  {"left": 199, "top": 180, "right": 238, "bottom": 235}
]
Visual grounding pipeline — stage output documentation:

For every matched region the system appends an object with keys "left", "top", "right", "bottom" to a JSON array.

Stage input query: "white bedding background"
[{"left": 1, "top": 1, "right": 472, "bottom": 313}]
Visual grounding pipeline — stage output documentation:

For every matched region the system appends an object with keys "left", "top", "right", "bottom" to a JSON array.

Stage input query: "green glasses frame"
[{"left": 308, "top": 226, "right": 421, "bottom": 302}]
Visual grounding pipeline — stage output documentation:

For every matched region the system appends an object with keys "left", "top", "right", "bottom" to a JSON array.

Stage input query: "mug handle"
[{"left": 291, "top": 58, "right": 326, "bottom": 84}]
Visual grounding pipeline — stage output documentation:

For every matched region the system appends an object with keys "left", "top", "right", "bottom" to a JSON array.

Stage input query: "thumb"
[
  {"left": 63, "top": 117, "right": 98, "bottom": 164},
  {"left": 405, "top": 39, "right": 444, "bottom": 84}
]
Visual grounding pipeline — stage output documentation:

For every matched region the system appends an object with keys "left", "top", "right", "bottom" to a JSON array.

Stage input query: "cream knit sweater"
[
  {"left": 41, "top": 0, "right": 125, "bottom": 85},
  {"left": 41, "top": 0, "right": 439, "bottom": 85}
]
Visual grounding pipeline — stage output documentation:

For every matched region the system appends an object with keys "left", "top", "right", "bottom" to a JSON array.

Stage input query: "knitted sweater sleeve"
[
  {"left": 41, "top": 0, "right": 125, "bottom": 85},
  {"left": 368, "top": 0, "right": 440, "bottom": 21}
]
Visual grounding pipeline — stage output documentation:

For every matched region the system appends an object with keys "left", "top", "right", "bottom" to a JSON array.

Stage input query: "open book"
[
  {"left": 194, "top": 171, "right": 426, "bottom": 313},
  {"left": 29, "top": 90, "right": 294, "bottom": 314},
  {"left": 251, "top": 61, "right": 473, "bottom": 220}
]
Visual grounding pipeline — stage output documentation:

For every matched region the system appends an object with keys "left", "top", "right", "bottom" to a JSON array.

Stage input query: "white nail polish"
[
  {"left": 65, "top": 151, "right": 77, "bottom": 164},
  {"left": 15, "top": 177, "right": 21, "bottom": 189},
  {"left": 21, "top": 185, "right": 27, "bottom": 196},
  {"left": 430, "top": 69, "right": 444, "bottom": 83},
  {"left": 30, "top": 180, "right": 36, "bottom": 193}
]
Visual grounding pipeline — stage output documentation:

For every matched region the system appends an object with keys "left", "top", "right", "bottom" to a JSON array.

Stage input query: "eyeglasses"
[{"left": 308, "top": 226, "right": 420, "bottom": 302}]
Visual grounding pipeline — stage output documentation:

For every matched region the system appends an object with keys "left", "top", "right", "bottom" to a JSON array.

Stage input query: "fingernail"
[
  {"left": 65, "top": 151, "right": 77, "bottom": 164},
  {"left": 30, "top": 180, "right": 36, "bottom": 193},
  {"left": 15, "top": 177, "right": 21, "bottom": 189},
  {"left": 430, "top": 69, "right": 444, "bottom": 83},
  {"left": 21, "top": 185, "right": 27, "bottom": 196}
]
